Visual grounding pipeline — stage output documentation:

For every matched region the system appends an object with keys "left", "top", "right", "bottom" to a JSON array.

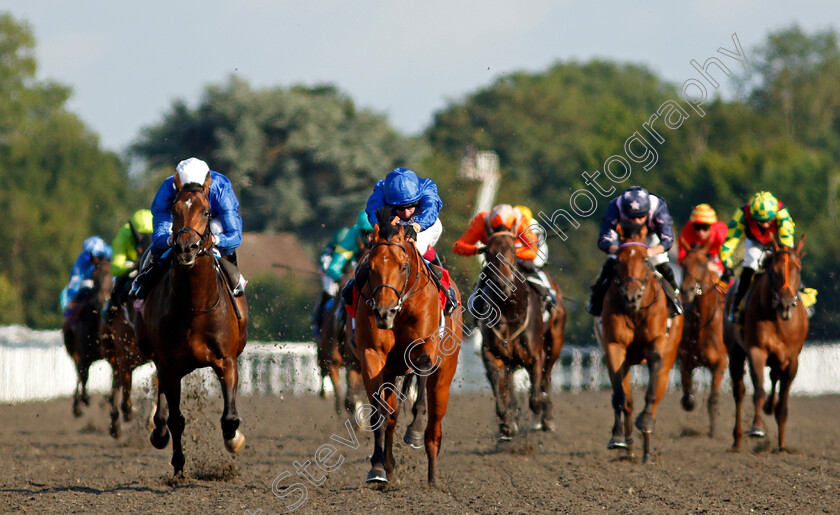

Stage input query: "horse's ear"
[
  {"left": 390, "top": 216, "right": 400, "bottom": 226},
  {"left": 174, "top": 172, "right": 183, "bottom": 190},
  {"left": 203, "top": 172, "right": 212, "bottom": 192},
  {"left": 372, "top": 224, "right": 380, "bottom": 242},
  {"left": 699, "top": 237, "right": 712, "bottom": 253},
  {"left": 771, "top": 236, "right": 781, "bottom": 252},
  {"left": 616, "top": 223, "right": 624, "bottom": 238},
  {"left": 795, "top": 233, "right": 806, "bottom": 255}
]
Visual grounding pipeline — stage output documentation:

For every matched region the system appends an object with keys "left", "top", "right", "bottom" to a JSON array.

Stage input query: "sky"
[{"left": 4, "top": 1, "right": 840, "bottom": 154}]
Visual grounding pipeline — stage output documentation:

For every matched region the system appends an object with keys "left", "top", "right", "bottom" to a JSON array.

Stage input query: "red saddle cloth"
[{"left": 345, "top": 264, "right": 452, "bottom": 317}]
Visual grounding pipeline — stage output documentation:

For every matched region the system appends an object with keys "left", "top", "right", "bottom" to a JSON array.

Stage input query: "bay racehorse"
[
  {"left": 678, "top": 244, "right": 728, "bottom": 437},
  {"left": 724, "top": 236, "right": 808, "bottom": 451},
  {"left": 100, "top": 234, "right": 154, "bottom": 438},
  {"left": 354, "top": 209, "right": 462, "bottom": 484},
  {"left": 477, "top": 228, "right": 565, "bottom": 439},
  {"left": 63, "top": 254, "right": 112, "bottom": 417},
  {"left": 316, "top": 271, "right": 365, "bottom": 420},
  {"left": 594, "top": 222, "right": 683, "bottom": 463},
  {"left": 134, "top": 172, "right": 248, "bottom": 475}
]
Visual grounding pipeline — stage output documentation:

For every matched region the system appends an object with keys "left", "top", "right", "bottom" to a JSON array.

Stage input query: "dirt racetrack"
[{"left": 2, "top": 386, "right": 840, "bottom": 514}]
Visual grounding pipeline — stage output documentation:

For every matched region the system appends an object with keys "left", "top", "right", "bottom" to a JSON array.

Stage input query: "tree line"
[{"left": 1, "top": 12, "right": 837, "bottom": 344}]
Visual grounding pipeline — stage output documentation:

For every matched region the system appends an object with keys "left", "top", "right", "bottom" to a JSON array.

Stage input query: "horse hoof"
[
  {"left": 642, "top": 453, "right": 653, "bottom": 464},
  {"left": 73, "top": 403, "right": 83, "bottom": 418},
  {"left": 109, "top": 425, "right": 120, "bottom": 439},
  {"left": 403, "top": 430, "right": 424, "bottom": 449},
  {"left": 224, "top": 430, "right": 245, "bottom": 453},
  {"left": 531, "top": 421, "right": 543, "bottom": 431},
  {"left": 366, "top": 468, "right": 388, "bottom": 483},
  {"left": 541, "top": 419, "right": 555, "bottom": 433},
  {"left": 747, "top": 427, "right": 766, "bottom": 438},
  {"left": 607, "top": 438, "right": 628, "bottom": 449},
  {"left": 681, "top": 394, "right": 696, "bottom": 412},
  {"left": 497, "top": 434, "right": 513, "bottom": 442},
  {"left": 150, "top": 429, "right": 170, "bottom": 450}
]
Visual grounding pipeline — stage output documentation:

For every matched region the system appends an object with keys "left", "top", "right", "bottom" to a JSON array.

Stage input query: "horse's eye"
[{"left": 204, "top": 210, "right": 211, "bottom": 218}]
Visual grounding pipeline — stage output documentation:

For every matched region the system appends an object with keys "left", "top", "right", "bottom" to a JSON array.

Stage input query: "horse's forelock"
[{"left": 376, "top": 207, "right": 400, "bottom": 240}]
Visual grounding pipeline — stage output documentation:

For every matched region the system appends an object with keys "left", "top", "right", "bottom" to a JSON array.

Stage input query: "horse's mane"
[
  {"left": 619, "top": 219, "right": 646, "bottom": 239},
  {"left": 376, "top": 207, "right": 400, "bottom": 240}
]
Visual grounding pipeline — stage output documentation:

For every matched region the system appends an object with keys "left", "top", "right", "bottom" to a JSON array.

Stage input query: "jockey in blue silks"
[
  {"left": 130, "top": 157, "right": 245, "bottom": 300},
  {"left": 345, "top": 167, "right": 458, "bottom": 315},
  {"left": 60, "top": 236, "right": 112, "bottom": 318},
  {"left": 586, "top": 185, "right": 683, "bottom": 318}
]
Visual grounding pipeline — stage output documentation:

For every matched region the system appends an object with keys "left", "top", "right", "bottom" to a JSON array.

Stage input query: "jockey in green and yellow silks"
[
  {"left": 720, "top": 191, "right": 815, "bottom": 322},
  {"left": 103, "top": 209, "right": 153, "bottom": 324}
]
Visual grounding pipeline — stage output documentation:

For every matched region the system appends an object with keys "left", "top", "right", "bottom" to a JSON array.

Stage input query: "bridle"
[
  {"left": 359, "top": 240, "right": 425, "bottom": 314},
  {"left": 681, "top": 248, "right": 721, "bottom": 330},
  {"left": 172, "top": 186, "right": 213, "bottom": 258},
  {"left": 766, "top": 248, "right": 801, "bottom": 311},
  {"left": 483, "top": 230, "right": 530, "bottom": 341},
  {"left": 615, "top": 241, "right": 655, "bottom": 309}
]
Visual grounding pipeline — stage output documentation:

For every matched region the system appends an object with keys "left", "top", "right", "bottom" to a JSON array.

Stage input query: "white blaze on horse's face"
[{"left": 185, "top": 198, "right": 193, "bottom": 209}]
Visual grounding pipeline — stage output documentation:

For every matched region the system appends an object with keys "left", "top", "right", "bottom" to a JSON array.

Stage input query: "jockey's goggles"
[
  {"left": 692, "top": 223, "right": 711, "bottom": 231},
  {"left": 393, "top": 202, "right": 419, "bottom": 211}
]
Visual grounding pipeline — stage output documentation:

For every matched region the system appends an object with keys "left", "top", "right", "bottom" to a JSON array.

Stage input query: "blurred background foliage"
[{"left": 1, "top": 11, "right": 838, "bottom": 344}]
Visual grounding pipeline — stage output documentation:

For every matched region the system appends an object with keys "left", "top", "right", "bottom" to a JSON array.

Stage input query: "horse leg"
[
  {"left": 679, "top": 360, "right": 696, "bottom": 412},
  {"left": 214, "top": 356, "right": 245, "bottom": 453},
  {"left": 108, "top": 363, "right": 122, "bottom": 438},
  {"left": 540, "top": 351, "right": 559, "bottom": 432},
  {"left": 604, "top": 344, "right": 629, "bottom": 450},
  {"left": 365, "top": 374, "right": 400, "bottom": 482},
  {"left": 344, "top": 366, "right": 365, "bottom": 426},
  {"left": 747, "top": 347, "right": 768, "bottom": 438},
  {"left": 483, "top": 350, "right": 515, "bottom": 439},
  {"left": 637, "top": 334, "right": 678, "bottom": 464},
  {"left": 764, "top": 369, "right": 778, "bottom": 416},
  {"left": 121, "top": 366, "right": 134, "bottom": 422},
  {"left": 404, "top": 375, "right": 428, "bottom": 449},
  {"left": 708, "top": 360, "right": 726, "bottom": 438},
  {"left": 527, "top": 357, "right": 546, "bottom": 431},
  {"left": 776, "top": 359, "right": 798, "bottom": 450},
  {"left": 149, "top": 377, "right": 170, "bottom": 450},
  {"left": 162, "top": 377, "right": 186, "bottom": 476},
  {"left": 329, "top": 363, "right": 343, "bottom": 415},
  {"left": 425, "top": 356, "right": 458, "bottom": 485},
  {"left": 728, "top": 344, "right": 747, "bottom": 449}
]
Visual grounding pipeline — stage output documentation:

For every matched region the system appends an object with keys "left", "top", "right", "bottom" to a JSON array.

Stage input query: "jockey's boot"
[
  {"left": 587, "top": 258, "right": 617, "bottom": 316},
  {"left": 129, "top": 262, "right": 161, "bottom": 300},
  {"left": 311, "top": 291, "right": 331, "bottom": 337},
  {"left": 219, "top": 253, "right": 246, "bottom": 297},
  {"left": 655, "top": 263, "right": 683, "bottom": 316},
  {"left": 728, "top": 268, "right": 755, "bottom": 324}
]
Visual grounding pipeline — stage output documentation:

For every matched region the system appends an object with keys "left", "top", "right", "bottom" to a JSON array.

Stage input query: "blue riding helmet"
[
  {"left": 383, "top": 168, "right": 422, "bottom": 206},
  {"left": 82, "top": 236, "right": 112, "bottom": 259},
  {"left": 620, "top": 186, "right": 651, "bottom": 218},
  {"left": 356, "top": 209, "right": 374, "bottom": 232}
]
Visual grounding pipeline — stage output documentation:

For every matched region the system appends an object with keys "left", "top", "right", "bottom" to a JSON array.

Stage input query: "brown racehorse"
[
  {"left": 678, "top": 245, "right": 728, "bottom": 437},
  {"left": 134, "top": 172, "right": 248, "bottom": 476},
  {"left": 100, "top": 292, "right": 152, "bottom": 438},
  {"left": 316, "top": 272, "right": 365, "bottom": 419},
  {"left": 594, "top": 222, "right": 683, "bottom": 463},
  {"left": 354, "top": 209, "right": 462, "bottom": 484},
  {"left": 724, "top": 236, "right": 808, "bottom": 451},
  {"left": 63, "top": 255, "right": 112, "bottom": 417},
  {"left": 477, "top": 229, "right": 565, "bottom": 439}
]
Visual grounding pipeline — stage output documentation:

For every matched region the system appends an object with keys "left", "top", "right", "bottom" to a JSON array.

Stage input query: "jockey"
[
  {"left": 677, "top": 203, "right": 728, "bottom": 276},
  {"left": 130, "top": 157, "right": 245, "bottom": 301},
  {"left": 103, "top": 209, "right": 153, "bottom": 324},
  {"left": 586, "top": 186, "right": 683, "bottom": 317},
  {"left": 312, "top": 211, "right": 373, "bottom": 337},
  {"left": 719, "top": 191, "right": 815, "bottom": 323},
  {"left": 348, "top": 167, "right": 458, "bottom": 315},
  {"left": 452, "top": 203, "right": 557, "bottom": 318},
  {"left": 60, "top": 236, "right": 112, "bottom": 319}
]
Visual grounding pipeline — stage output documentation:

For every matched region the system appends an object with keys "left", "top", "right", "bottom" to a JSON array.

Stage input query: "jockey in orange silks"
[{"left": 453, "top": 204, "right": 557, "bottom": 318}]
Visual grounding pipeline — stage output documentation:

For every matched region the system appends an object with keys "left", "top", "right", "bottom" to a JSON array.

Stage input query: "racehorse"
[
  {"left": 678, "top": 244, "right": 728, "bottom": 437},
  {"left": 353, "top": 208, "right": 462, "bottom": 484},
  {"left": 62, "top": 254, "right": 112, "bottom": 417},
  {"left": 316, "top": 271, "right": 365, "bottom": 420},
  {"left": 594, "top": 222, "right": 683, "bottom": 464},
  {"left": 134, "top": 172, "right": 248, "bottom": 476},
  {"left": 101, "top": 233, "right": 154, "bottom": 438},
  {"left": 724, "top": 236, "right": 808, "bottom": 451},
  {"left": 477, "top": 228, "right": 565, "bottom": 439}
]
